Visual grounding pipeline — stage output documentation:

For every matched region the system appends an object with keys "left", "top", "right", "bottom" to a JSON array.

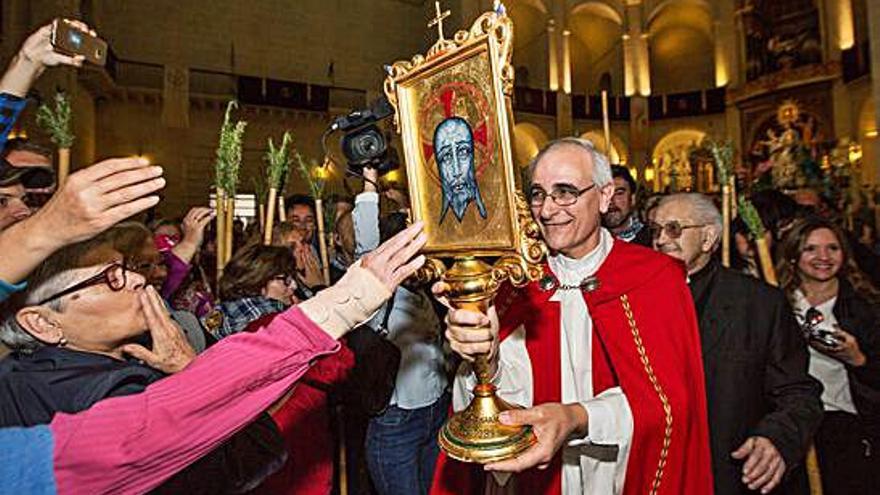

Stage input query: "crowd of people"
[{"left": 0, "top": 21, "right": 878, "bottom": 495}]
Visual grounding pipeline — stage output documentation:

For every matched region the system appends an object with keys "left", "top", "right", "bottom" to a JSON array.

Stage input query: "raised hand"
[
  {"left": 35, "top": 157, "right": 164, "bottom": 245},
  {"left": 122, "top": 286, "right": 196, "bottom": 374},
  {"left": 173, "top": 207, "right": 215, "bottom": 263},
  {"left": 294, "top": 243, "right": 325, "bottom": 288},
  {"left": 1, "top": 21, "right": 96, "bottom": 97},
  {"left": 360, "top": 221, "right": 426, "bottom": 291}
]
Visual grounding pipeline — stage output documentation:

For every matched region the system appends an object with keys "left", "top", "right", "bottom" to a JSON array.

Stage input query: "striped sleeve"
[
  {"left": 50, "top": 307, "right": 339, "bottom": 494},
  {"left": 0, "top": 93, "right": 26, "bottom": 152}
]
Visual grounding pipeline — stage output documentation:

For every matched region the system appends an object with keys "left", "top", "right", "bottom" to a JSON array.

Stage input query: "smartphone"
[{"left": 50, "top": 19, "right": 108, "bottom": 66}]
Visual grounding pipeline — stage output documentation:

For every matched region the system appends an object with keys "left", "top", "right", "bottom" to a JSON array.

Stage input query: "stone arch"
[
  {"left": 650, "top": 129, "right": 707, "bottom": 192},
  {"left": 568, "top": 1, "right": 625, "bottom": 93},
  {"left": 513, "top": 122, "right": 550, "bottom": 167},
  {"left": 646, "top": 0, "right": 714, "bottom": 93},
  {"left": 580, "top": 129, "right": 628, "bottom": 165},
  {"left": 507, "top": 0, "right": 551, "bottom": 89}
]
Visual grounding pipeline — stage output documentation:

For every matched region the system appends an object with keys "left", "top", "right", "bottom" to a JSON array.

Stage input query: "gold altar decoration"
[{"left": 384, "top": 3, "right": 547, "bottom": 463}]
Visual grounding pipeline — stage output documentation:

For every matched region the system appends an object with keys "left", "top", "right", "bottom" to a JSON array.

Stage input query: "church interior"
[
  {"left": 3, "top": 0, "right": 877, "bottom": 218},
  {"left": 2, "top": 2, "right": 880, "bottom": 495}
]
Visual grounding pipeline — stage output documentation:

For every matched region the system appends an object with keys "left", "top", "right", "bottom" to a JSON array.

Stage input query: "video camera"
[{"left": 329, "top": 96, "right": 399, "bottom": 175}]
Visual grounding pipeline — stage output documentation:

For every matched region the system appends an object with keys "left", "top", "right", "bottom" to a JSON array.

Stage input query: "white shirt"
[
  {"left": 792, "top": 290, "right": 857, "bottom": 414},
  {"left": 454, "top": 229, "right": 634, "bottom": 494}
]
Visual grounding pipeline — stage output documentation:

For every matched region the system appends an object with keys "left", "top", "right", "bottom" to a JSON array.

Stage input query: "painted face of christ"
[{"left": 433, "top": 117, "right": 487, "bottom": 223}]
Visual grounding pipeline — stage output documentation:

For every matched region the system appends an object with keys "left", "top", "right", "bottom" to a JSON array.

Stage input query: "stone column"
[
  {"left": 623, "top": 1, "right": 649, "bottom": 172},
  {"left": 868, "top": 0, "right": 880, "bottom": 132}
]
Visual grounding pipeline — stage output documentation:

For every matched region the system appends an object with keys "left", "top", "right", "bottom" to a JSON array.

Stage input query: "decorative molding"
[{"left": 728, "top": 62, "right": 842, "bottom": 104}]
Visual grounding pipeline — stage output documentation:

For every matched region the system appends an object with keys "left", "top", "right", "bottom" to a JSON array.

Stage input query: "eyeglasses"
[
  {"left": 270, "top": 274, "right": 297, "bottom": 287},
  {"left": 649, "top": 221, "right": 706, "bottom": 240},
  {"left": 37, "top": 262, "right": 129, "bottom": 305},
  {"left": 528, "top": 184, "right": 596, "bottom": 208}
]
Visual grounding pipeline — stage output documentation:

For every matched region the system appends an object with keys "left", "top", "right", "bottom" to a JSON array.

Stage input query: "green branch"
[
  {"left": 294, "top": 151, "right": 325, "bottom": 200},
  {"left": 265, "top": 131, "right": 293, "bottom": 191},
  {"left": 214, "top": 101, "right": 247, "bottom": 195},
  {"left": 36, "top": 92, "right": 74, "bottom": 148},
  {"left": 704, "top": 138, "right": 734, "bottom": 185},
  {"left": 738, "top": 197, "right": 765, "bottom": 239},
  {"left": 252, "top": 176, "right": 267, "bottom": 207}
]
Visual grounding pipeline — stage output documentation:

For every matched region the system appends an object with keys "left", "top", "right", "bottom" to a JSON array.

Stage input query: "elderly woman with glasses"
[{"left": 0, "top": 237, "right": 290, "bottom": 493}]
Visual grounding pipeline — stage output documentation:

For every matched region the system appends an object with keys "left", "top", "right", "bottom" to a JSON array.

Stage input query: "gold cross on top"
[{"left": 428, "top": 1, "right": 451, "bottom": 43}]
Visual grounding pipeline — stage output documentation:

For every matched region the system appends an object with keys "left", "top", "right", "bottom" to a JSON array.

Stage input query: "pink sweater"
[{"left": 50, "top": 307, "right": 338, "bottom": 494}]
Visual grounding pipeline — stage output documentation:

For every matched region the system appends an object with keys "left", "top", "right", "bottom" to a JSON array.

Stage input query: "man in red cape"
[{"left": 431, "top": 137, "right": 714, "bottom": 494}]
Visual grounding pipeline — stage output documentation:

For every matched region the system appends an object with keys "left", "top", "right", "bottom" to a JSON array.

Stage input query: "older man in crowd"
[{"left": 652, "top": 193, "right": 823, "bottom": 495}]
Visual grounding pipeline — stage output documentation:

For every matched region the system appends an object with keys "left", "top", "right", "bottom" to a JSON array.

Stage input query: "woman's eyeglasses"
[
  {"left": 649, "top": 221, "right": 706, "bottom": 240},
  {"left": 270, "top": 274, "right": 297, "bottom": 287},
  {"left": 37, "top": 262, "right": 129, "bottom": 305}
]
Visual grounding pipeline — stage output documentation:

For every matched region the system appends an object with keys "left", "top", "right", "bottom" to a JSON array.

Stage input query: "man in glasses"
[
  {"left": 652, "top": 193, "right": 822, "bottom": 495},
  {"left": 433, "top": 138, "right": 713, "bottom": 495}
]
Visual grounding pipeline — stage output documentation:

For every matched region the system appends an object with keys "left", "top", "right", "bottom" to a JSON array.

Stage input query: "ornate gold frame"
[
  {"left": 384, "top": 10, "right": 534, "bottom": 262},
  {"left": 383, "top": 7, "right": 547, "bottom": 464}
]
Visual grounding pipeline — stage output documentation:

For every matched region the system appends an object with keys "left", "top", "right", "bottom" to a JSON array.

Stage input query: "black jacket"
[
  {"left": 690, "top": 260, "right": 824, "bottom": 495},
  {"left": 0, "top": 346, "right": 286, "bottom": 494},
  {"left": 831, "top": 279, "right": 880, "bottom": 438}
]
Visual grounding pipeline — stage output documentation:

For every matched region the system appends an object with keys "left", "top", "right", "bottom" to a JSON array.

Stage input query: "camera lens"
[
  {"left": 342, "top": 125, "right": 387, "bottom": 165},
  {"left": 354, "top": 133, "right": 381, "bottom": 156}
]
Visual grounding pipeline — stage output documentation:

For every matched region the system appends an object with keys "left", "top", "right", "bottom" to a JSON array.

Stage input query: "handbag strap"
[{"left": 377, "top": 289, "right": 397, "bottom": 337}]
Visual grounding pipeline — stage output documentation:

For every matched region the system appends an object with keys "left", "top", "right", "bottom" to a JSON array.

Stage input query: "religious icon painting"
[{"left": 384, "top": 10, "right": 524, "bottom": 258}]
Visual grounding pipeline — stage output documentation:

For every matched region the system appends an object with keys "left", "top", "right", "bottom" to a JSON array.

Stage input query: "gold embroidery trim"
[{"left": 620, "top": 294, "right": 673, "bottom": 495}]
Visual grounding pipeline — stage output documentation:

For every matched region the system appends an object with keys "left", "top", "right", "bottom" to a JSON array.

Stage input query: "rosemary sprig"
[
  {"left": 265, "top": 131, "right": 293, "bottom": 191},
  {"left": 36, "top": 92, "right": 74, "bottom": 148},
  {"left": 214, "top": 101, "right": 247, "bottom": 195},
  {"left": 295, "top": 152, "right": 325, "bottom": 200},
  {"left": 252, "top": 176, "right": 267, "bottom": 208},
  {"left": 705, "top": 139, "right": 734, "bottom": 185},
  {"left": 738, "top": 197, "right": 765, "bottom": 239}
]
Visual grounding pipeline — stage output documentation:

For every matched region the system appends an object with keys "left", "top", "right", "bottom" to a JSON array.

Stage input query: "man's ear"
[
  {"left": 598, "top": 183, "right": 615, "bottom": 214},
  {"left": 702, "top": 225, "right": 722, "bottom": 253},
  {"left": 15, "top": 307, "right": 64, "bottom": 346}
]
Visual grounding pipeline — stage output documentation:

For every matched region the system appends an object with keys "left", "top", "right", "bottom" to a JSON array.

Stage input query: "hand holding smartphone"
[{"left": 50, "top": 18, "right": 107, "bottom": 66}]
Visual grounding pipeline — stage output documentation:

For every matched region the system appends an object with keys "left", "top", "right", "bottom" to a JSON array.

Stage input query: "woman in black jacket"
[{"left": 778, "top": 217, "right": 880, "bottom": 495}]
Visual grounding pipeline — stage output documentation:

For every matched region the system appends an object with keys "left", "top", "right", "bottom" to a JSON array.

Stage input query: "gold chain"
[{"left": 620, "top": 295, "right": 673, "bottom": 495}]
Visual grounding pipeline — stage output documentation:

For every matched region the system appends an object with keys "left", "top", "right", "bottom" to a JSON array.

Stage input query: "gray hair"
[
  {"left": 527, "top": 137, "right": 613, "bottom": 188},
  {"left": 0, "top": 268, "right": 80, "bottom": 354},
  {"left": 658, "top": 193, "right": 723, "bottom": 232}
]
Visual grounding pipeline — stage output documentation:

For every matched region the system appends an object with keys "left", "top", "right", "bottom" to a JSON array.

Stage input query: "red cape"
[{"left": 431, "top": 240, "right": 714, "bottom": 494}]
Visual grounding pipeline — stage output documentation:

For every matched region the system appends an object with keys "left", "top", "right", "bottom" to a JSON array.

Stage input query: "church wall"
[
  {"left": 89, "top": 0, "right": 433, "bottom": 92},
  {"left": 91, "top": 96, "right": 339, "bottom": 218}
]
